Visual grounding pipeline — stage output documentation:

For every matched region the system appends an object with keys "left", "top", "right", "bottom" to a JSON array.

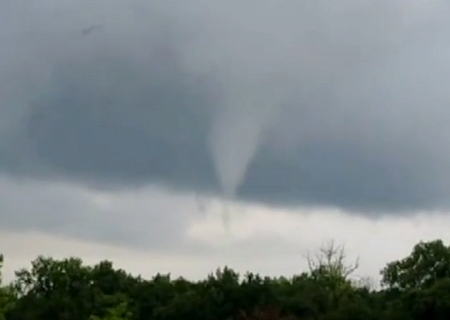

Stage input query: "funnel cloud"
[
  {"left": 209, "top": 84, "right": 284, "bottom": 197},
  {"left": 1, "top": 0, "right": 450, "bottom": 216}
]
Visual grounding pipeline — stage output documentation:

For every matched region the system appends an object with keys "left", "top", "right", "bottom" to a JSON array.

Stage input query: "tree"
[
  {"left": 9, "top": 256, "right": 93, "bottom": 320},
  {"left": 0, "top": 254, "right": 5, "bottom": 320},
  {"left": 0, "top": 255, "right": 16, "bottom": 320},
  {"left": 381, "top": 239, "right": 450, "bottom": 291},
  {"left": 5, "top": 238, "right": 450, "bottom": 320},
  {"left": 90, "top": 302, "right": 131, "bottom": 320},
  {"left": 306, "top": 241, "right": 359, "bottom": 309}
]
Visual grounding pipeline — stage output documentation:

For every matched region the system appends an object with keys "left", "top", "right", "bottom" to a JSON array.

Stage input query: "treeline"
[{"left": 1, "top": 239, "right": 450, "bottom": 320}]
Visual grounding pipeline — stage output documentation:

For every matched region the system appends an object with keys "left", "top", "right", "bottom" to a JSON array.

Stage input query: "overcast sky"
[{"left": 1, "top": 0, "right": 450, "bottom": 283}]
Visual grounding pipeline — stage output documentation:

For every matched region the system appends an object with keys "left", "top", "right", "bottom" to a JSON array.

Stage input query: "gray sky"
[{"left": 1, "top": 0, "right": 450, "bottom": 281}]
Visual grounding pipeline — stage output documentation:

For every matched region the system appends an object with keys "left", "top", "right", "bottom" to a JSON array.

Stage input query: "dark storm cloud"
[
  {"left": 0, "top": 177, "right": 205, "bottom": 252},
  {"left": 1, "top": 0, "right": 450, "bottom": 214}
]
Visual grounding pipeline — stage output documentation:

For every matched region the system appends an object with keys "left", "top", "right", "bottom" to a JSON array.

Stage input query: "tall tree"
[
  {"left": 381, "top": 239, "right": 450, "bottom": 291},
  {"left": 0, "top": 255, "right": 16, "bottom": 320}
]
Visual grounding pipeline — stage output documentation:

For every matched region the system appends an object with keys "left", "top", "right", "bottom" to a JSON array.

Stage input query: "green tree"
[
  {"left": 381, "top": 239, "right": 450, "bottom": 291},
  {"left": 0, "top": 255, "right": 16, "bottom": 320},
  {"left": 10, "top": 256, "right": 93, "bottom": 320},
  {"left": 90, "top": 302, "right": 131, "bottom": 320},
  {"left": 0, "top": 254, "right": 6, "bottom": 320},
  {"left": 6, "top": 239, "right": 450, "bottom": 320},
  {"left": 306, "top": 241, "right": 359, "bottom": 311}
]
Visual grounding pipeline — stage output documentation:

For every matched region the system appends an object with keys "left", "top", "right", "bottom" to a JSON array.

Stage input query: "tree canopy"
[{"left": 2, "top": 239, "right": 450, "bottom": 320}]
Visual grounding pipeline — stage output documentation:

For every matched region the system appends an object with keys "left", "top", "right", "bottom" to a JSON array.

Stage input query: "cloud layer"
[
  {"left": 0, "top": 177, "right": 200, "bottom": 252},
  {"left": 2, "top": 0, "right": 450, "bottom": 215}
]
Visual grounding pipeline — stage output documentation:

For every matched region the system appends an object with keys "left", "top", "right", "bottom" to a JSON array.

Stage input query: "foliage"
[
  {"left": 0, "top": 255, "right": 16, "bottom": 320},
  {"left": 381, "top": 239, "right": 450, "bottom": 291},
  {"left": 1, "top": 239, "right": 450, "bottom": 320}
]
